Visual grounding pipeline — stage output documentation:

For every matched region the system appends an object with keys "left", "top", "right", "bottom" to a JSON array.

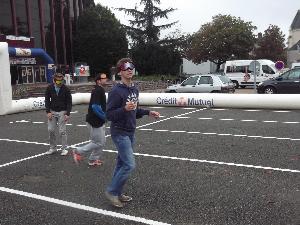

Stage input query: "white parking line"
[
  {"left": 0, "top": 187, "right": 170, "bottom": 225},
  {"left": 273, "top": 111, "right": 291, "bottom": 113},
  {"left": 1, "top": 139, "right": 299, "bottom": 174}
]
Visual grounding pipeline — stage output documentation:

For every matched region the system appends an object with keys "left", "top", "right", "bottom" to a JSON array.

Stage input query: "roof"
[
  {"left": 289, "top": 40, "right": 300, "bottom": 51},
  {"left": 291, "top": 10, "right": 300, "bottom": 30}
]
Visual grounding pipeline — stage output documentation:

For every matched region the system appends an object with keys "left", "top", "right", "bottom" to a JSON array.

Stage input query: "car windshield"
[{"left": 218, "top": 75, "right": 231, "bottom": 83}]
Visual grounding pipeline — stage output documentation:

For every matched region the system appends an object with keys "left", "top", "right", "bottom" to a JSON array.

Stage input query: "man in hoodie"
[
  {"left": 45, "top": 72, "right": 72, "bottom": 156},
  {"left": 105, "top": 58, "right": 160, "bottom": 208},
  {"left": 72, "top": 73, "right": 107, "bottom": 166}
]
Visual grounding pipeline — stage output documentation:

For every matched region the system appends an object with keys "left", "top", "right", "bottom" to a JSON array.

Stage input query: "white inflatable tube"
[
  {"left": 6, "top": 93, "right": 92, "bottom": 115},
  {"left": 4, "top": 92, "right": 300, "bottom": 115},
  {"left": 139, "top": 93, "right": 300, "bottom": 109},
  {"left": 0, "top": 42, "right": 12, "bottom": 115}
]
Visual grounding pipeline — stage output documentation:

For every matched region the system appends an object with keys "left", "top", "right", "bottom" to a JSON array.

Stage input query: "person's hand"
[
  {"left": 64, "top": 115, "right": 70, "bottom": 122},
  {"left": 125, "top": 101, "right": 137, "bottom": 111},
  {"left": 47, "top": 112, "right": 53, "bottom": 120},
  {"left": 149, "top": 111, "right": 160, "bottom": 119}
]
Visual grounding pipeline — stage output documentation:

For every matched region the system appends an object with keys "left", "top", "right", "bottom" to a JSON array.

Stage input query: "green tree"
[
  {"left": 117, "top": 0, "right": 177, "bottom": 44},
  {"left": 186, "top": 14, "right": 256, "bottom": 71},
  {"left": 117, "top": 0, "right": 182, "bottom": 75},
  {"left": 73, "top": 4, "right": 128, "bottom": 76},
  {"left": 254, "top": 25, "right": 286, "bottom": 63}
]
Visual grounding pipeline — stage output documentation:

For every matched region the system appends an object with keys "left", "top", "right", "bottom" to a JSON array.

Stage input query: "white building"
[
  {"left": 287, "top": 10, "right": 300, "bottom": 68},
  {"left": 180, "top": 58, "right": 217, "bottom": 76}
]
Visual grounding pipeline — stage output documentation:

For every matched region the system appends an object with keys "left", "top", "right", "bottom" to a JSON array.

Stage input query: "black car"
[{"left": 257, "top": 68, "right": 300, "bottom": 94}]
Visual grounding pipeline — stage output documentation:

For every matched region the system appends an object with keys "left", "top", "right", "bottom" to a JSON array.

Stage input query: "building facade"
[
  {"left": 0, "top": 0, "right": 93, "bottom": 84},
  {"left": 287, "top": 10, "right": 300, "bottom": 68}
]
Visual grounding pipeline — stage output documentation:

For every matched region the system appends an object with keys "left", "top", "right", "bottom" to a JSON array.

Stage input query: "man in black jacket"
[
  {"left": 72, "top": 73, "right": 107, "bottom": 166},
  {"left": 45, "top": 73, "right": 72, "bottom": 156}
]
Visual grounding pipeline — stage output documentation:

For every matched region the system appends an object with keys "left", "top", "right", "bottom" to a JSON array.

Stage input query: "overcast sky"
[{"left": 95, "top": 0, "right": 299, "bottom": 41}]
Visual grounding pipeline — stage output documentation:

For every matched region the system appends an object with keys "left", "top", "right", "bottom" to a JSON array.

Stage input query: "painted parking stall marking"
[{"left": 0, "top": 187, "right": 171, "bottom": 225}]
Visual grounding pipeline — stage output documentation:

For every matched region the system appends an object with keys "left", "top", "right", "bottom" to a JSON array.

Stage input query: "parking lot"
[{"left": 0, "top": 104, "right": 299, "bottom": 225}]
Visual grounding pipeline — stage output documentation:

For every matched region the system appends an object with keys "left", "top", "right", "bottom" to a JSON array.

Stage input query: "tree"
[
  {"left": 117, "top": 0, "right": 177, "bottom": 45},
  {"left": 186, "top": 14, "right": 256, "bottom": 71},
  {"left": 254, "top": 25, "right": 286, "bottom": 63},
  {"left": 73, "top": 5, "right": 128, "bottom": 76},
  {"left": 117, "top": 0, "right": 183, "bottom": 75}
]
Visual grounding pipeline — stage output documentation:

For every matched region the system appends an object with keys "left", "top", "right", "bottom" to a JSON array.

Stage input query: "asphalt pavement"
[{"left": 0, "top": 105, "right": 299, "bottom": 225}]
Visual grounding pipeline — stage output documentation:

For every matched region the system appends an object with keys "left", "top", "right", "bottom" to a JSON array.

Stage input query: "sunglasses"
[
  {"left": 55, "top": 80, "right": 63, "bottom": 84},
  {"left": 120, "top": 62, "right": 135, "bottom": 71}
]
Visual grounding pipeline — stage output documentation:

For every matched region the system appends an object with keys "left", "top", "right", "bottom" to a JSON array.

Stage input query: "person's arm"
[
  {"left": 65, "top": 87, "right": 72, "bottom": 116},
  {"left": 136, "top": 107, "right": 150, "bottom": 119},
  {"left": 92, "top": 104, "right": 106, "bottom": 120},
  {"left": 106, "top": 90, "right": 126, "bottom": 121},
  {"left": 45, "top": 86, "right": 51, "bottom": 114}
]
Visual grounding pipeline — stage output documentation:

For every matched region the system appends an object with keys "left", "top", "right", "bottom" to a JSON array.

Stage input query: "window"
[
  {"left": 288, "top": 70, "right": 300, "bottom": 80},
  {"left": 262, "top": 65, "right": 275, "bottom": 74},
  {"left": 226, "top": 66, "right": 249, "bottom": 73},
  {"left": 218, "top": 75, "right": 231, "bottom": 83},
  {"left": 198, "top": 76, "right": 213, "bottom": 85},
  {"left": 182, "top": 76, "right": 199, "bottom": 85},
  {"left": 0, "top": 0, "right": 13, "bottom": 34}
]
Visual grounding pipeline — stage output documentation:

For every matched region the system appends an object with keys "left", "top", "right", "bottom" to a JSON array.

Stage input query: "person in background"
[
  {"left": 105, "top": 58, "right": 160, "bottom": 208},
  {"left": 45, "top": 73, "right": 72, "bottom": 156},
  {"left": 72, "top": 73, "right": 107, "bottom": 166}
]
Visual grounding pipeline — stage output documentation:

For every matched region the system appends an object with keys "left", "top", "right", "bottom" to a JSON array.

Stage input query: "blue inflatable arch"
[{"left": 8, "top": 47, "right": 55, "bottom": 83}]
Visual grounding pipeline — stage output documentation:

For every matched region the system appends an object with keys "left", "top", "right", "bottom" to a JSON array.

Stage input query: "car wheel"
[
  {"left": 232, "top": 81, "right": 239, "bottom": 89},
  {"left": 264, "top": 86, "right": 276, "bottom": 94},
  {"left": 169, "top": 90, "right": 176, "bottom": 93}
]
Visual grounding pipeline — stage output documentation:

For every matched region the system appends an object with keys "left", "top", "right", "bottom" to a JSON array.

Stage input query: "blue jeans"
[{"left": 107, "top": 134, "right": 136, "bottom": 196}]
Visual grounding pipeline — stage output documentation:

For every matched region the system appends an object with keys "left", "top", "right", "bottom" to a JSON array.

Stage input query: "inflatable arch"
[
  {"left": 8, "top": 46, "right": 55, "bottom": 83},
  {"left": 1, "top": 42, "right": 300, "bottom": 116}
]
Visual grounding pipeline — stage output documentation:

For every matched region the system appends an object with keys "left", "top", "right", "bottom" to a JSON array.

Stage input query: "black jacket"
[
  {"left": 45, "top": 84, "right": 72, "bottom": 115},
  {"left": 86, "top": 85, "right": 106, "bottom": 128}
]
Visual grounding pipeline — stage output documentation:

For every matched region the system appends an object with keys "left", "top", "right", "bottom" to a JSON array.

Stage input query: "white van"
[{"left": 224, "top": 59, "right": 279, "bottom": 88}]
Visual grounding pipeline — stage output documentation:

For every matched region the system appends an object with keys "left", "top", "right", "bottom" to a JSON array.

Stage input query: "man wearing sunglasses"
[
  {"left": 105, "top": 58, "right": 160, "bottom": 208},
  {"left": 72, "top": 73, "right": 107, "bottom": 166},
  {"left": 45, "top": 72, "right": 72, "bottom": 156}
]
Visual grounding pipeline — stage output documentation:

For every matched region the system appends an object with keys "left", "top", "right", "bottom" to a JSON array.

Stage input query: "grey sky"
[{"left": 95, "top": 0, "right": 299, "bottom": 42}]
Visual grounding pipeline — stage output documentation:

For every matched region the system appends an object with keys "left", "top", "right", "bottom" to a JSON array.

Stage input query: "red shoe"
[
  {"left": 72, "top": 150, "right": 83, "bottom": 165},
  {"left": 88, "top": 160, "right": 103, "bottom": 166}
]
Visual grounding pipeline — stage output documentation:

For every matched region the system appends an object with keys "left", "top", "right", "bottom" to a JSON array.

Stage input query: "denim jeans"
[{"left": 107, "top": 133, "right": 136, "bottom": 196}]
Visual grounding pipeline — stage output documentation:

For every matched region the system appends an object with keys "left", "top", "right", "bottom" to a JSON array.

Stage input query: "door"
[
  {"left": 196, "top": 76, "right": 214, "bottom": 92},
  {"left": 177, "top": 76, "right": 199, "bottom": 93},
  {"left": 276, "top": 70, "right": 300, "bottom": 93}
]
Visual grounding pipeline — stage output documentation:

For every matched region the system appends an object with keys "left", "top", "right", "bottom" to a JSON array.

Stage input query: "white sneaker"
[
  {"left": 45, "top": 149, "right": 56, "bottom": 155},
  {"left": 60, "top": 149, "right": 68, "bottom": 156}
]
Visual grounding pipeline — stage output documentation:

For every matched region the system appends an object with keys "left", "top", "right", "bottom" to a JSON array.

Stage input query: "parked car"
[
  {"left": 257, "top": 68, "right": 300, "bottom": 94},
  {"left": 165, "top": 74, "right": 235, "bottom": 93}
]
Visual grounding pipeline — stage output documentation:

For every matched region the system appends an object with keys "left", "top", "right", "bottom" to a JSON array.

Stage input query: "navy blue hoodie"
[{"left": 107, "top": 83, "right": 149, "bottom": 136}]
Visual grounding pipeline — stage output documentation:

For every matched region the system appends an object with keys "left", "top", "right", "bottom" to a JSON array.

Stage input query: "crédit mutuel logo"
[{"left": 156, "top": 96, "right": 214, "bottom": 107}]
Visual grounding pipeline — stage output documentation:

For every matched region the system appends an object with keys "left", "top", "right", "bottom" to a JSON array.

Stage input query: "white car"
[{"left": 166, "top": 74, "right": 235, "bottom": 93}]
